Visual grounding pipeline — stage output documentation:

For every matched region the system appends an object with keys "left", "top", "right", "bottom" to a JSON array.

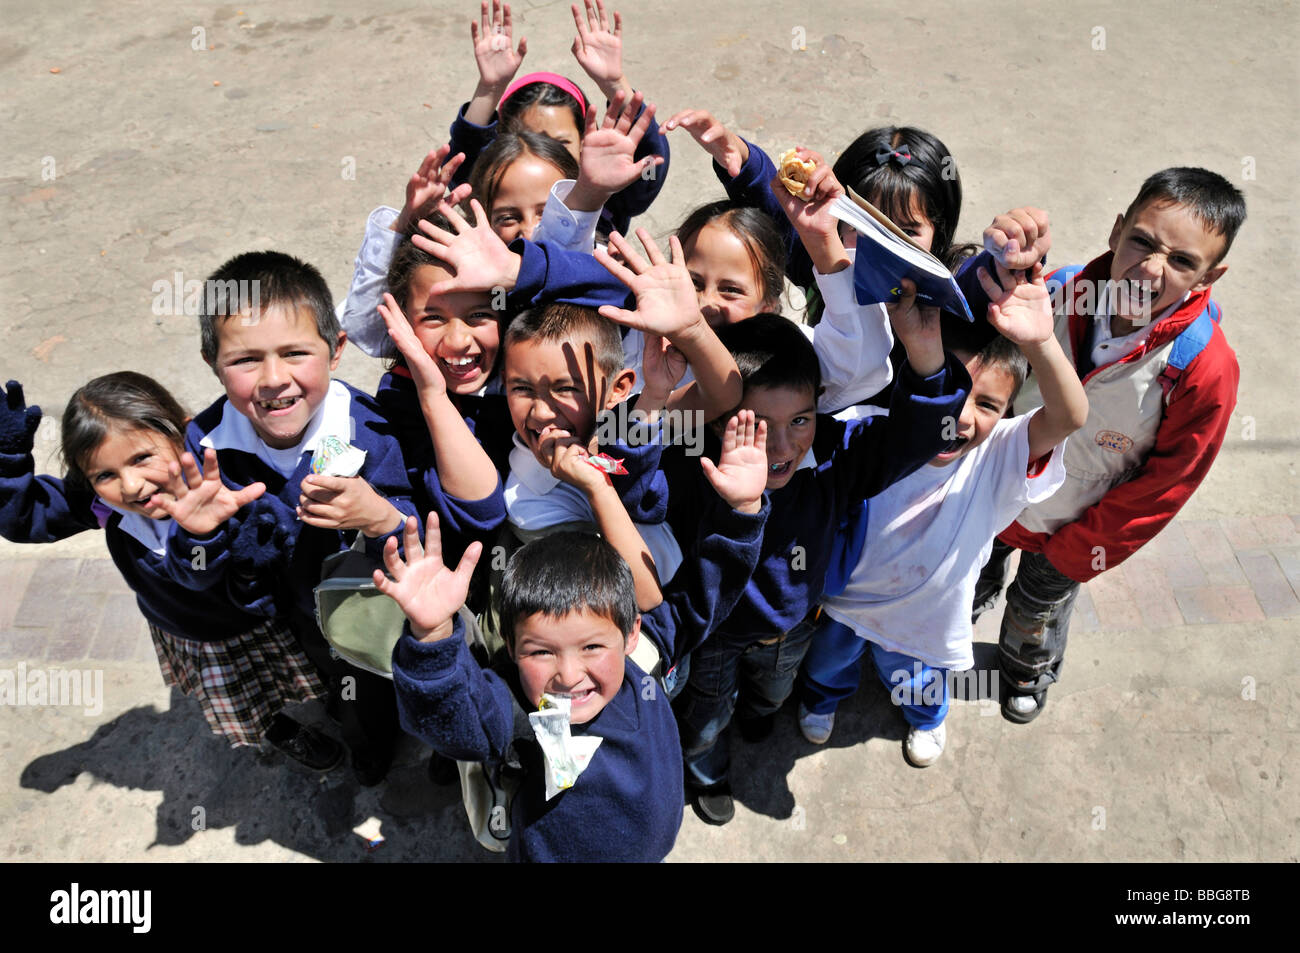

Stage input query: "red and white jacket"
[{"left": 999, "top": 252, "right": 1239, "bottom": 582}]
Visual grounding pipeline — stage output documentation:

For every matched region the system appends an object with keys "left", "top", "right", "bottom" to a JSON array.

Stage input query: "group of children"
[{"left": 0, "top": 0, "right": 1247, "bottom": 861}]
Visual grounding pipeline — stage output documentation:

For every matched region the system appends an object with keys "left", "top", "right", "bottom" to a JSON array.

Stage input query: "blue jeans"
[
  {"left": 800, "top": 616, "right": 948, "bottom": 729},
  {"left": 975, "top": 541, "right": 1080, "bottom": 696},
  {"left": 677, "top": 617, "right": 818, "bottom": 790}
]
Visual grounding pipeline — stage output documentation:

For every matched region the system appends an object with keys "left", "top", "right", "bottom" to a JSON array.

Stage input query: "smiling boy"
[
  {"left": 971, "top": 168, "right": 1246, "bottom": 723},
  {"left": 180, "top": 250, "right": 434, "bottom": 784}
]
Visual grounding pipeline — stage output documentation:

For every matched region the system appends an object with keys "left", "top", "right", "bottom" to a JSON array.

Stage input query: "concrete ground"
[{"left": 1, "top": 0, "right": 1297, "bottom": 862}]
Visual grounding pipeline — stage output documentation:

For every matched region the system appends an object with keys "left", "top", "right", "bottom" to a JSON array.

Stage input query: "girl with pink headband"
[{"left": 448, "top": 0, "right": 669, "bottom": 238}]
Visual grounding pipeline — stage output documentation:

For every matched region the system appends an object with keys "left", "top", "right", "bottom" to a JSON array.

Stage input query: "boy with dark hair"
[
  {"left": 381, "top": 411, "right": 772, "bottom": 862},
  {"left": 621, "top": 296, "right": 971, "bottom": 824},
  {"left": 971, "top": 167, "right": 1246, "bottom": 723},
  {"left": 798, "top": 264, "right": 1088, "bottom": 764},
  {"left": 176, "top": 250, "right": 498, "bottom": 785}
]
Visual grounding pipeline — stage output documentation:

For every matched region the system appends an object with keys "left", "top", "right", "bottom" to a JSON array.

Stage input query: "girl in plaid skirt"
[{"left": 0, "top": 373, "right": 341, "bottom": 770}]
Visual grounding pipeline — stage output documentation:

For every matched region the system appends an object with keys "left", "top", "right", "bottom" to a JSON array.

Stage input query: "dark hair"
[
  {"left": 469, "top": 130, "right": 580, "bottom": 224},
  {"left": 676, "top": 201, "right": 788, "bottom": 308},
  {"left": 61, "top": 372, "right": 188, "bottom": 487},
  {"left": 504, "top": 302, "right": 626, "bottom": 378},
  {"left": 940, "top": 313, "right": 1029, "bottom": 401},
  {"left": 834, "top": 126, "right": 974, "bottom": 270},
  {"left": 199, "top": 250, "right": 339, "bottom": 365},
  {"left": 499, "top": 532, "right": 638, "bottom": 649},
  {"left": 498, "top": 82, "right": 587, "bottom": 142},
  {"left": 1122, "top": 167, "right": 1247, "bottom": 266},
  {"left": 714, "top": 313, "right": 821, "bottom": 399}
]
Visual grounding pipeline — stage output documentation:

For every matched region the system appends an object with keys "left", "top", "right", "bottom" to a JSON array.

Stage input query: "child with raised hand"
[
  {"left": 450, "top": 0, "right": 669, "bottom": 238},
  {"left": 0, "top": 375, "right": 341, "bottom": 771},
  {"left": 799, "top": 262, "right": 1087, "bottom": 765},
  {"left": 971, "top": 168, "right": 1244, "bottom": 724},
  {"left": 380, "top": 410, "right": 770, "bottom": 862}
]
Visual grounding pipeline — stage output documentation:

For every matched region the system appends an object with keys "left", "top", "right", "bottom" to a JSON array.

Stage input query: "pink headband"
[{"left": 499, "top": 72, "right": 589, "bottom": 117}]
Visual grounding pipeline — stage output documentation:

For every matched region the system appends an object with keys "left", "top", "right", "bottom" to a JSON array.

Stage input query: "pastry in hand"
[{"left": 778, "top": 148, "right": 817, "bottom": 199}]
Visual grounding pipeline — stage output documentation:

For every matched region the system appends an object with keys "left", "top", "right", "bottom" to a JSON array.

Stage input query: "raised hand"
[
  {"left": 0, "top": 380, "right": 42, "bottom": 456},
  {"left": 377, "top": 293, "right": 448, "bottom": 398},
  {"left": 297, "top": 474, "right": 403, "bottom": 537},
  {"left": 372, "top": 512, "right": 482, "bottom": 642},
  {"left": 156, "top": 449, "right": 266, "bottom": 536},
  {"left": 639, "top": 332, "right": 688, "bottom": 403},
  {"left": 570, "top": 0, "right": 626, "bottom": 96},
  {"left": 568, "top": 91, "right": 663, "bottom": 210},
  {"left": 700, "top": 410, "right": 768, "bottom": 514},
  {"left": 979, "top": 261, "right": 1054, "bottom": 346},
  {"left": 768, "top": 147, "right": 849, "bottom": 272},
  {"left": 393, "top": 145, "right": 472, "bottom": 235},
  {"left": 887, "top": 279, "right": 945, "bottom": 377},
  {"left": 412, "top": 199, "right": 521, "bottom": 294},
  {"left": 983, "top": 206, "right": 1051, "bottom": 273},
  {"left": 594, "top": 228, "right": 702, "bottom": 338},
  {"left": 471, "top": 0, "right": 527, "bottom": 90},
  {"left": 662, "top": 108, "right": 748, "bottom": 177}
]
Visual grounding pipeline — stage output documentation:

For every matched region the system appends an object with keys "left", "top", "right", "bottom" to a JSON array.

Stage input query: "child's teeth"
[
  {"left": 444, "top": 356, "right": 475, "bottom": 367},
  {"left": 262, "top": 397, "right": 296, "bottom": 409}
]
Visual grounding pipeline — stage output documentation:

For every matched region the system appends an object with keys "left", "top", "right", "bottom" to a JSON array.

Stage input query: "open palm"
[
  {"left": 373, "top": 513, "right": 482, "bottom": 641},
  {"left": 157, "top": 449, "right": 265, "bottom": 537},
  {"left": 979, "top": 262, "right": 1053, "bottom": 346},
  {"left": 701, "top": 411, "right": 768, "bottom": 511}
]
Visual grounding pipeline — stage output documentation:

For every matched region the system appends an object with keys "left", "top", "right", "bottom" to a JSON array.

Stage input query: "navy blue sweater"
[
  {"left": 0, "top": 455, "right": 273, "bottom": 640},
  {"left": 448, "top": 99, "right": 670, "bottom": 238},
  {"left": 392, "top": 494, "right": 770, "bottom": 862},
  {"left": 621, "top": 356, "right": 971, "bottom": 641}
]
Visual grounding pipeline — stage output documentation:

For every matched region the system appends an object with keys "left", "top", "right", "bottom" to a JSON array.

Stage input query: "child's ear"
[
  {"left": 329, "top": 330, "right": 348, "bottom": 371},
  {"left": 604, "top": 367, "right": 637, "bottom": 409},
  {"left": 1107, "top": 213, "right": 1127, "bottom": 253},
  {"left": 1193, "top": 262, "right": 1228, "bottom": 292},
  {"left": 623, "top": 615, "right": 642, "bottom": 658}
]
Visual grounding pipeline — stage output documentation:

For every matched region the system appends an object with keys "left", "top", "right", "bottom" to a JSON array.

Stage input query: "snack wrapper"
[
  {"left": 778, "top": 148, "right": 817, "bottom": 199},
  {"left": 585, "top": 453, "right": 628, "bottom": 476},
  {"left": 311, "top": 435, "right": 367, "bottom": 478},
  {"left": 528, "top": 693, "right": 603, "bottom": 801}
]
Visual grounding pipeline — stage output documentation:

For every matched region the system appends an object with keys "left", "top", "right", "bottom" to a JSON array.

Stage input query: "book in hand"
[{"left": 830, "top": 188, "right": 974, "bottom": 321}]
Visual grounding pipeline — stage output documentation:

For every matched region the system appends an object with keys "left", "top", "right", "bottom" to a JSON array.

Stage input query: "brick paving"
[{"left": 2, "top": 513, "right": 1297, "bottom": 665}]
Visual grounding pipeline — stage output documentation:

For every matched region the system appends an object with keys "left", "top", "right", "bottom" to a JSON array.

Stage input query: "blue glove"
[{"left": 1, "top": 381, "right": 42, "bottom": 456}]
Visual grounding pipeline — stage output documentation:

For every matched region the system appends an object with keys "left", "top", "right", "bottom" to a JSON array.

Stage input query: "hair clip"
[{"left": 875, "top": 146, "right": 913, "bottom": 167}]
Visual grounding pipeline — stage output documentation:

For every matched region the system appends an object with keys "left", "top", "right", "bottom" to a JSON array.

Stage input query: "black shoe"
[
  {"left": 267, "top": 720, "right": 344, "bottom": 772},
  {"left": 737, "top": 713, "right": 775, "bottom": 743},
  {"left": 427, "top": 750, "right": 458, "bottom": 786},
  {"left": 691, "top": 783, "right": 735, "bottom": 826},
  {"left": 1001, "top": 688, "right": 1048, "bottom": 724},
  {"left": 351, "top": 745, "right": 394, "bottom": 787}
]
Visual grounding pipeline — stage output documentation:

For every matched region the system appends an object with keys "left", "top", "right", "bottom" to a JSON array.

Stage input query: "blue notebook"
[{"left": 830, "top": 189, "right": 974, "bottom": 321}]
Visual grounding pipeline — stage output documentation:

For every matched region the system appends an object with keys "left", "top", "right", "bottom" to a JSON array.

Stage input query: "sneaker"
[
  {"left": 797, "top": 703, "right": 835, "bottom": 744},
  {"left": 1002, "top": 689, "right": 1048, "bottom": 724},
  {"left": 268, "top": 720, "right": 344, "bottom": 772},
  {"left": 904, "top": 722, "right": 946, "bottom": 767},
  {"left": 737, "top": 712, "right": 775, "bottom": 743},
  {"left": 691, "top": 783, "right": 735, "bottom": 826}
]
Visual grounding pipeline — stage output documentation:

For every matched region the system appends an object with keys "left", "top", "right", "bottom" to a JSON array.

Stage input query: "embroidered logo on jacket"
[{"left": 1095, "top": 430, "right": 1134, "bottom": 453}]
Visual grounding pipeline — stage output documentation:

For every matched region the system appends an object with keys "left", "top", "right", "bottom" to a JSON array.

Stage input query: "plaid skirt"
[{"left": 149, "top": 619, "right": 326, "bottom": 748}]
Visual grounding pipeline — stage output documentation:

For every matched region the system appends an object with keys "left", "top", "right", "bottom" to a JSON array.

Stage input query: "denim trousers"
[
  {"left": 974, "top": 539, "right": 1081, "bottom": 696},
  {"left": 800, "top": 616, "right": 948, "bottom": 729},
  {"left": 677, "top": 616, "right": 818, "bottom": 789}
]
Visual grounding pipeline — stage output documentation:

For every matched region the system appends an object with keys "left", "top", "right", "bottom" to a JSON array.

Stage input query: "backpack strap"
[
  {"left": 1044, "top": 263, "right": 1085, "bottom": 303},
  {"left": 1157, "top": 306, "right": 1217, "bottom": 406}
]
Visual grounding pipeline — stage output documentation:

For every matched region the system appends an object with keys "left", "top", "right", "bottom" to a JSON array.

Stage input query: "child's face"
[
  {"left": 513, "top": 607, "right": 640, "bottom": 724},
  {"left": 683, "top": 222, "right": 777, "bottom": 328},
  {"left": 929, "top": 353, "right": 1016, "bottom": 467},
  {"left": 405, "top": 264, "right": 500, "bottom": 394},
  {"left": 212, "top": 301, "right": 343, "bottom": 450},
  {"left": 504, "top": 334, "right": 634, "bottom": 465},
  {"left": 737, "top": 383, "right": 817, "bottom": 490},
  {"left": 859, "top": 190, "right": 936, "bottom": 253},
  {"left": 1107, "top": 200, "right": 1229, "bottom": 319},
  {"left": 490, "top": 154, "right": 566, "bottom": 243},
  {"left": 83, "top": 427, "right": 183, "bottom": 519},
  {"left": 517, "top": 104, "right": 583, "bottom": 164}
]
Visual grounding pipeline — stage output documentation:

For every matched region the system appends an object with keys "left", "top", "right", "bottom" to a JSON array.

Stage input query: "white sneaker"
[
  {"left": 798, "top": 703, "right": 835, "bottom": 744},
  {"left": 905, "top": 722, "right": 947, "bottom": 767}
]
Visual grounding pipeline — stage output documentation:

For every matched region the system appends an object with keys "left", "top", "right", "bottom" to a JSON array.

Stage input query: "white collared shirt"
[{"left": 1090, "top": 288, "right": 1186, "bottom": 369}]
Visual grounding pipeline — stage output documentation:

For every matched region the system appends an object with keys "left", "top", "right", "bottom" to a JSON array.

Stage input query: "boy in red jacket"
[{"left": 973, "top": 167, "right": 1246, "bottom": 723}]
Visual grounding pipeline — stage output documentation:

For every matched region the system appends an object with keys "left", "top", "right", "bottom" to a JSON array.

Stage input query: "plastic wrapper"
[
  {"left": 311, "top": 434, "right": 367, "bottom": 477},
  {"left": 528, "top": 693, "right": 603, "bottom": 801}
]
